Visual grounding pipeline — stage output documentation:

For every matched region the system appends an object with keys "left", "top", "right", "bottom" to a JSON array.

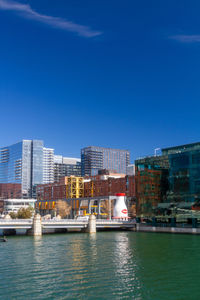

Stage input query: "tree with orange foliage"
[
  {"left": 101, "top": 199, "right": 114, "bottom": 218},
  {"left": 56, "top": 200, "right": 72, "bottom": 218}
]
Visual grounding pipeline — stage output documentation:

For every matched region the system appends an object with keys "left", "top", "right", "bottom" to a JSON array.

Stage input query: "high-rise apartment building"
[
  {"left": 54, "top": 155, "right": 81, "bottom": 182},
  {"left": 43, "top": 147, "right": 54, "bottom": 184},
  {"left": 0, "top": 140, "right": 54, "bottom": 198},
  {"left": 81, "top": 146, "right": 130, "bottom": 176}
]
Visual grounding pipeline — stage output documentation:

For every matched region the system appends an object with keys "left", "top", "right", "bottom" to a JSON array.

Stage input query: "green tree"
[{"left": 9, "top": 212, "right": 17, "bottom": 219}]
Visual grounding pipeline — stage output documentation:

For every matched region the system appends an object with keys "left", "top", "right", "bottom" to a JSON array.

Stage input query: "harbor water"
[{"left": 0, "top": 231, "right": 200, "bottom": 299}]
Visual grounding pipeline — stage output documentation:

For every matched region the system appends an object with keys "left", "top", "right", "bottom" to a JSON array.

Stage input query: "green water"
[{"left": 0, "top": 232, "right": 200, "bottom": 300}]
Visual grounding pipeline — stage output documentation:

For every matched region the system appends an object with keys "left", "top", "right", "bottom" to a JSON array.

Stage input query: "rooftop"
[
  {"left": 82, "top": 146, "right": 129, "bottom": 152},
  {"left": 162, "top": 142, "right": 200, "bottom": 154}
]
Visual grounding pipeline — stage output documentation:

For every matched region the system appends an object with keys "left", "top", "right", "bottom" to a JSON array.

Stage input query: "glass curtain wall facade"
[
  {"left": 54, "top": 156, "right": 81, "bottom": 182},
  {"left": 31, "top": 140, "right": 44, "bottom": 198},
  {"left": 81, "top": 147, "right": 103, "bottom": 176},
  {"left": 22, "top": 140, "right": 32, "bottom": 196},
  {"left": 81, "top": 146, "right": 130, "bottom": 176},
  {"left": 135, "top": 156, "right": 169, "bottom": 215},
  {"left": 54, "top": 162, "right": 81, "bottom": 182},
  {"left": 134, "top": 142, "right": 200, "bottom": 215},
  {"left": 103, "top": 148, "right": 129, "bottom": 174},
  {"left": 0, "top": 142, "right": 23, "bottom": 185},
  {"left": 0, "top": 140, "right": 44, "bottom": 198},
  {"left": 162, "top": 143, "right": 200, "bottom": 203}
]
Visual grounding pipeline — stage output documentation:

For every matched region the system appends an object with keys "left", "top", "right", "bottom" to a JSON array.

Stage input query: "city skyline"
[
  {"left": 0, "top": 139, "right": 132, "bottom": 199},
  {"left": 1, "top": 2, "right": 200, "bottom": 299},
  {"left": 1, "top": 0, "right": 200, "bottom": 161},
  {"left": 0, "top": 138, "right": 132, "bottom": 159}
]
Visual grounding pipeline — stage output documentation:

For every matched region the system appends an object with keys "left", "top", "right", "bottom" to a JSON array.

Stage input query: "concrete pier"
[
  {"left": 87, "top": 214, "right": 96, "bottom": 233},
  {"left": 28, "top": 214, "right": 42, "bottom": 236},
  {"left": 136, "top": 223, "right": 200, "bottom": 234}
]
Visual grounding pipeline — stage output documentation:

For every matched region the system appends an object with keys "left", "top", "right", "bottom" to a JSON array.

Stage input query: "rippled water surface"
[{"left": 1, "top": 232, "right": 200, "bottom": 299}]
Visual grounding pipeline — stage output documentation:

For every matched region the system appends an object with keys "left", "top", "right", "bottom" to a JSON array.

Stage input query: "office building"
[
  {"left": 135, "top": 155, "right": 169, "bottom": 215},
  {"left": 0, "top": 140, "right": 54, "bottom": 198},
  {"left": 81, "top": 146, "right": 130, "bottom": 176},
  {"left": 135, "top": 141, "right": 200, "bottom": 215},
  {"left": 54, "top": 155, "right": 81, "bottom": 182},
  {"left": 0, "top": 140, "right": 43, "bottom": 197},
  {"left": 162, "top": 142, "right": 200, "bottom": 204}
]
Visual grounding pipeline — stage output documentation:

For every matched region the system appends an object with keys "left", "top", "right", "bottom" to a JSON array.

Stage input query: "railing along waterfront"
[
  {"left": 0, "top": 219, "right": 32, "bottom": 223},
  {"left": 0, "top": 218, "right": 136, "bottom": 233},
  {"left": 136, "top": 215, "right": 200, "bottom": 229}
]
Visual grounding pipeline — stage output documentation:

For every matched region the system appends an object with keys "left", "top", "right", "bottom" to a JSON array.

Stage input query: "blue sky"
[{"left": 0, "top": 0, "right": 200, "bottom": 161}]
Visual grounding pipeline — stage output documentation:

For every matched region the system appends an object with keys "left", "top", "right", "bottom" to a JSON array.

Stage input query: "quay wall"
[{"left": 136, "top": 224, "right": 200, "bottom": 234}]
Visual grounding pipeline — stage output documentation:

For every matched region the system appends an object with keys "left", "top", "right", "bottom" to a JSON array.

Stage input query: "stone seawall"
[{"left": 136, "top": 224, "right": 200, "bottom": 234}]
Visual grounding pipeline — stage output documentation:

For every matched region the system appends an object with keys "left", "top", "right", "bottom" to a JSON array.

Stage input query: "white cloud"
[
  {"left": 0, "top": 0, "right": 102, "bottom": 38},
  {"left": 170, "top": 35, "right": 200, "bottom": 43}
]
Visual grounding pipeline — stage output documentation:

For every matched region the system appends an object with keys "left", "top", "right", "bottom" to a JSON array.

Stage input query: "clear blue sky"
[{"left": 0, "top": 0, "right": 200, "bottom": 161}]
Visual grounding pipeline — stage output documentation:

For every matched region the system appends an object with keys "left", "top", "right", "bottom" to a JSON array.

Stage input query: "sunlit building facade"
[
  {"left": 54, "top": 155, "right": 81, "bottom": 182},
  {"left": 81, "top": 146, "right": 130, "bottom": 176},
  {"left": 0, "top": 140, "right": 45, "bottom": 198},
  {"left": 43, "top": 147, "right": 54, "bottom": 184}
]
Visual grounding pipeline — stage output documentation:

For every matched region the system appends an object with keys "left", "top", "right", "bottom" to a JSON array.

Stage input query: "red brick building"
[
  {"left": 84, "top": 176, "right": 135, "bottom": 198},
  {"left": 0, "top": 183, "right": 22, "bottom": 199}
]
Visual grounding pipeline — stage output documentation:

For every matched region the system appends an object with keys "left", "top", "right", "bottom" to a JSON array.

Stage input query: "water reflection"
[
  {"left": 33, "top": 235, "right": 43, "bottom": 264},
  {"left": 0, "top": 232, "right": 152, "bottom": 299},
  {"left": 114, "top": 233, "right": 131, "bottom": 270},
  {"left": 113, "top": 233, "right": 142, "bottom": 298},
  {"left": 88, "top": 233, "right": 97, "bottom": 262},
  {"left": 89, "top": 232, "right": 97, "bottom": 242}
]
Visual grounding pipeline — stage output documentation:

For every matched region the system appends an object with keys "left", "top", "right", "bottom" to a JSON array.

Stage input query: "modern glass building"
[
  {"left": 81, "top": 146, "right": 130, "bottom": 176},
  {"left": 134, "top": 142, "right": 200, "bottom": 215},
  {"left": 54, "top": 156, "right": 81, "bottom": 182},
  {"left": 135, "top": 155, "right": 169, "bottom": 215},
  {"left": 162, "top": 142, "right": 200, "bottom": 203},
  {"left": 0, "top": 140, "right": 50, "bottom": 198}
]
